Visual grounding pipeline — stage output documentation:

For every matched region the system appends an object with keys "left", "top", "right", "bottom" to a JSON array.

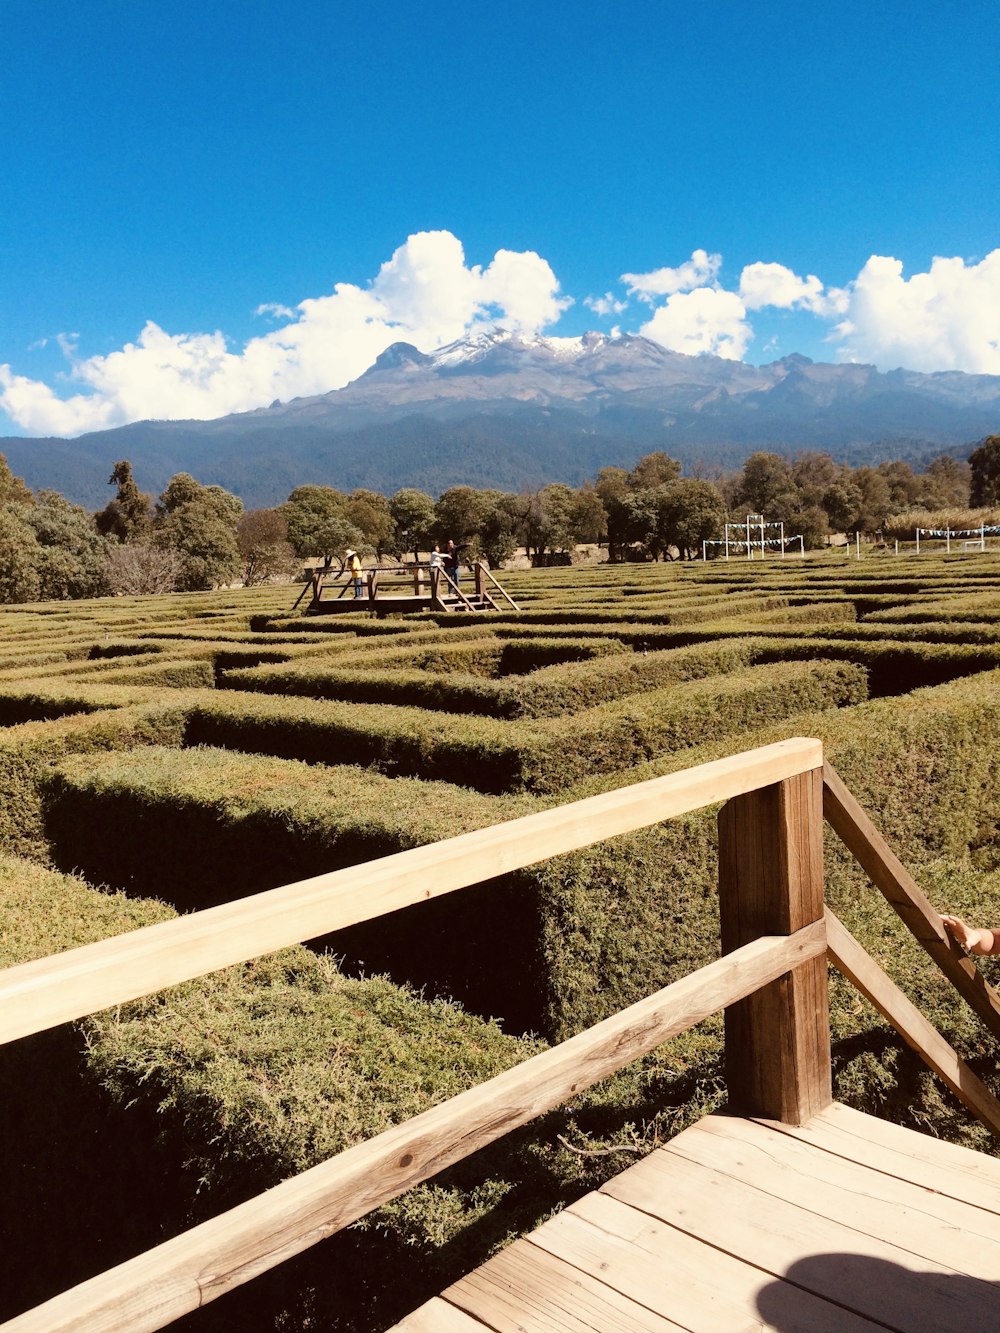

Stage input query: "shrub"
[{"left": 182, "top": 660, "right": 866, "bottom": 794}]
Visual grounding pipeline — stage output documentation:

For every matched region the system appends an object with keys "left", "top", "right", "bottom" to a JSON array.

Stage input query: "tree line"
[{"left": 0, "top": 438, "right": 997, "bottom": 601}]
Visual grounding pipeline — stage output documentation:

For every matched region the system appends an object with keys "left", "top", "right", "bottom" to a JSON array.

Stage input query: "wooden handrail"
[
  {"left": 436, "top": 566, "right": 478, "bottom": 611},
  {"left": 10, "top": 734, "right": 1000, "bottom": 1330},
  {"left": 825, "top": 908, "right": 1000, "bottom": 1141},
  {"left": 6, "top": 924, "right": 826, "bottom": 1333},
  {"left": 0, "top": 738, "right": 823, "bottom": 1045},
  {"left": 475, "top": 561, "right": 520, "bottom": 610},
  {"left": 823, "top": 761, "right": 1000, "bottom": 1041}
]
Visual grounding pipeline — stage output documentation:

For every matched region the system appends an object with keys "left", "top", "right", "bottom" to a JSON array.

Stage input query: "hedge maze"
[{"left": 5, "top": 556, "right": 1000, "bottom": 1329}]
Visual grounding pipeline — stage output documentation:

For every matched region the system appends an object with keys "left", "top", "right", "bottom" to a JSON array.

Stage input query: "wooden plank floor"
[{"left": 391, "top": 1103, "right": 1000, "bottom": 1332}]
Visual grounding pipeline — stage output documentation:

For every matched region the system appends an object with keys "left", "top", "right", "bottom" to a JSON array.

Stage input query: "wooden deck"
[{"left": 392, "top": 1103, "right": 1000, "bottom": 1332}]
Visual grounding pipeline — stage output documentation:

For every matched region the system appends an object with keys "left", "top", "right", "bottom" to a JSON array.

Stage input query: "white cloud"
[
  {"left": 738, "top": 261, "right": 847, "bottom": 316},
  {"left": 585, "top": 292, "right": 628, "bottom": 317},
  {"left": 639, "top": 287, "right": 751, "bottom": 360},
  {"left": 477, "top": 247, "right": 572, "bottom": 331},
  {"left": 0, "top": 230, "right": 570, "bottom": 436},
  {"left": 255, "top": 302, "right": 295, "bottom": 321},
  {"left": 832, "top": 251, "right": 1000, "bottom": 373},
  {"left": 622, "top": 249, "right": 722, "bottom": 301}
]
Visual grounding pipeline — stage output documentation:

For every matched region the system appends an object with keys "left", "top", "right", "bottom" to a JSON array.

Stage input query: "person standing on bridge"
[
  {"left": 346, "top": 549, "right": 364, "bottom": 599},
  {"left": 446, "top": 539, "right": 467, "bottom": 590},
  {"left": 942, "top": 915, "right": 1000, "bottom": 955}
]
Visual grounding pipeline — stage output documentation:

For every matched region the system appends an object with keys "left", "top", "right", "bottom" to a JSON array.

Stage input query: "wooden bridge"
[
  {"left": 3, "top": 739, "right": 1000, "bottom": 1329},
  {"left": 296, "top": 560, "right": 519, "bottom": 616}
]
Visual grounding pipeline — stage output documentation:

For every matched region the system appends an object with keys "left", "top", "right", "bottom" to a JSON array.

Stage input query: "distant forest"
[{"left": 1, "top": 437, "right": 999, "bottom": 603}]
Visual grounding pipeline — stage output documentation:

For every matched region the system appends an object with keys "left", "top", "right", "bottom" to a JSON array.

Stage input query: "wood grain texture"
[
  {"left": 533, "top": 1192, "right": 876, "bottom": 1331},
  {"left": 0, "top": 736, "right": 823, "bottom": 1045},
  {"left": 603, "top": 1134, "right": 1000, "bottom": 1329},
  {"left": 823, "top": 759, "right": 1000, "bottom": 1040},
  {"left": 446, "top": 1239, "right": 685, "bottom": 1332},
  {"left": 4, "top": 926, "right": 825, "bottom": 1332},
  {"left": 388, "top": 1297, "right": 489, "bottom": 1332},
  {"left": 669, "top": 1115, "right": 1000, "bottom": 1280},
  {"left": 825, "top": 907, "right": 1000, "bottom": 1143},
  {"left": 756, "top": 1101, "right": 1000, "bottom": 1213},
  {"left": 718, "top": 767, "right": 832, "bottom": 1122}
]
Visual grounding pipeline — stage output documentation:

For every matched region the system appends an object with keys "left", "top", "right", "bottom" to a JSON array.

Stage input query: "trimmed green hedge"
[
  {"left": 0, "top": 853, "right": 540, "bottom": 1329},
  {"left": 219, "top": 638, "right": 751, "bottom": 718},
  {"left": 436, "top": 591, "right": 791, "bottom": 629},
  {"left": 0, "top": 704, "right": 189, "bottom": 859},
  {"left": 182, "top": 659, "right": 866, "bottom": 793}
]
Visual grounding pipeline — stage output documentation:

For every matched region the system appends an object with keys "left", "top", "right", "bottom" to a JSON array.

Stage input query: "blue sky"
[{"left": 2, "top": 0, "right": 999, "bottom": 436}]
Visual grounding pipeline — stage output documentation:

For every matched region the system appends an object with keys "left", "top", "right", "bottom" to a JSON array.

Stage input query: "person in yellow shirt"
[{"left": 346, "top": 549, "right": 363, "bottom": 599}]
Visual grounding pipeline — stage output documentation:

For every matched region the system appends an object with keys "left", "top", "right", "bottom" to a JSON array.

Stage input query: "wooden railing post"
[
  {"left": 718, "top": 767, "right": 831, "bottom": 1122},
  {"left": 475, "top": 561, "right": 486, "bottom": 600}
]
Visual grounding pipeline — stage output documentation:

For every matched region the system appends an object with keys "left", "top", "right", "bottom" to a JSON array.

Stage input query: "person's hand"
[{"left": 941, "top": 914, "right": 995, "bottom": 955}]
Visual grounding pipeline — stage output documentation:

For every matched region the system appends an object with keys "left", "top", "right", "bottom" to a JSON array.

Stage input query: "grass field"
[{"left": 4, "top": 549, "right": 1000, "bottom": 1330}]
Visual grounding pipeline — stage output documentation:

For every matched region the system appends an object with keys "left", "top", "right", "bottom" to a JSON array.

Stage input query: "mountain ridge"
[{"left": 1, "top": 331, "right": 996, "bottom": 508}]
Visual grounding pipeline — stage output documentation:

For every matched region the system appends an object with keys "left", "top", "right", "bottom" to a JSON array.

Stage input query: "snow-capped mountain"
[{"left": 2, "top": 331, "right": 999, "bottom": 507}]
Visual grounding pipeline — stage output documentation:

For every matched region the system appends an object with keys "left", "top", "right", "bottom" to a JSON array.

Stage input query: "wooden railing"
[
  {"left": 4, "top": 737, "right": 1000, "bottom": 1329},
  {"left": 296, "top": 561, "right": 517, "bottom": 614},
  {"left": 474, "top": 561, "right": 520, "bottom": 610},
  {"left": 429, "top": 564, "right": 478, "bottom": 612}
]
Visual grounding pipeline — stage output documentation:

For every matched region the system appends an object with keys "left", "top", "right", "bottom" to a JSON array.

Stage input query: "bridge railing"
[{"left": 4, "top": 736, "right": 1000, "bottom": 1329}]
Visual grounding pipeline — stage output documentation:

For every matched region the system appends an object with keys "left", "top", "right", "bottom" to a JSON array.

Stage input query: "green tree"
[
  {"left": 0, "top": 454, "right": 33, "bottom": 507},
  {"left": 346, "top": 489, "right": 395, "bottom": 558},
  {"left": 477, "top": 492, "right": 524, "bottom": 568},
  {"left": 27, "top": 491, "right": 110, "bottom": 598},
  {"left": 155, "top": 475, "right": 243, "bottom": 591},
  {"left": 570, "top": 485, "right": 608, "bottom": 544},
  {"left": 654, "top": 479, "right": 726, "bottom": 560},
  {"left": 0, "top": 506, "right": 41, "bottom": 603},
  {"left": 281, "top": 486, "right": 363, "bottom": 567},
  {"left": 628, "top": 451, "right": 682, "bottom": 490},
  {"left": 156, "top": 472, "right": 203, "bottom": 516},
  {"left": 618, "top": 490, "right": 661, "bottom": 559},
  {"left": 922, "top": 454, "right": 970, "bottom": 508},
  {"left": 877, "top": 460, "right": 922, "bottom": 511},
  {"left": 594, "top": 467, "right": 631, "bottom": 562},
  {"left": 783, "top": 502, "right": 830, "bottom": 549},
  {"left": 434, "top": 487, "right": 494, "bottom": 547},
  {"left": 389, "top": 489, "right": 436, "bottom": 561},
  {"left": 968, "top": 437, "right": 1000, "bottom": 506},
  {"left": 821, "top": 478, "right": 864, "bottom": 534},
  {"left": 854, "top": 467, "right": 893, "bottom": 532},
  {"left": 524, "top": 484, "right": 578, "bottom": 559},
  {"left": 734, "top": 452, "right": 799, "bottom": 519},
  {"left": 790, "top": 452, "right": 839, "bottom": 508},
  {"left": 96, "top": 461, "right": 152, "bottom": 542}
]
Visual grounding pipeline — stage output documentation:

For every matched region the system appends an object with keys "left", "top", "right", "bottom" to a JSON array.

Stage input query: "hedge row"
[
  {"left": 0, "top": 703, "right": 188, "bottom": 861},
  {"left": 0, "top": 853, "right": 541, "bottom": 1328},
  {"left": 39, "top": 670, "right": 1000, "bottom": 1041},
  {"left": 181, "top": 659, "right": 866, "bottom": 794},
  {"left": 220, "top": 638, "right": 761, "bottom": 719},
  {"left": 434, "top": 591, "right": 790, "bottom": 629}
]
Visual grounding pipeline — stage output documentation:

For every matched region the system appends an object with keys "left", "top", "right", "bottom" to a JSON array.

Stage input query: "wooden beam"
[
  {"left": 823, "top": 761, "right": 1000, "bottom": 1041},
  {"left": 5, "top": 924, "right": 826, "bottom": 1332},
  {"left": 719, "top": 767, "right": 832, "bottom": 1123},
  {"left": 825, "top": 908, "right": 1000, "bottom": 1143},
  {"left": 0, "top": 737, "right": 823, "bottom": 1045}
]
